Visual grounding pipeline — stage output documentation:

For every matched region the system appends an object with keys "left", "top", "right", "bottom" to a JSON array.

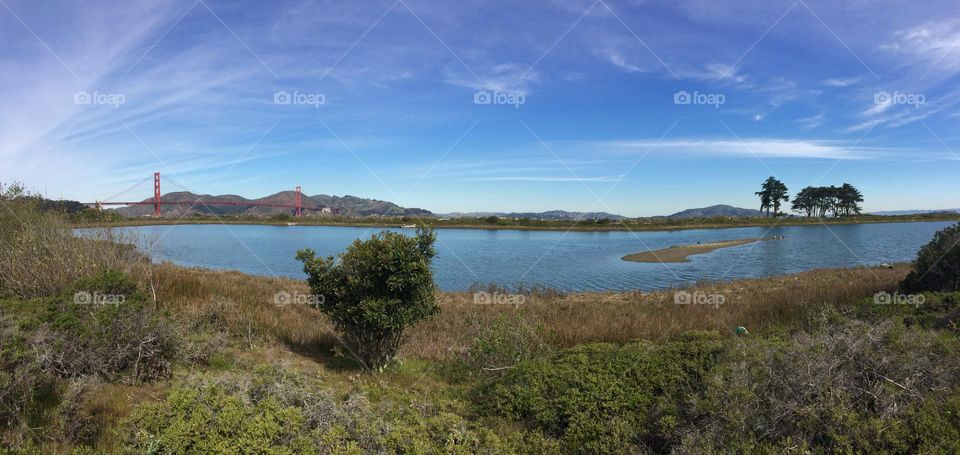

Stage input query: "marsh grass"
[
  {"left": 0, "top": 199, "right": 142, "bottom": 298},
  {"left": 133, "top": 261, "right": 909, "bottom": 362}
]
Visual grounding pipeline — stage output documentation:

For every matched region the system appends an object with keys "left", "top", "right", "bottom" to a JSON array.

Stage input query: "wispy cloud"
[
  {"left": 446, "top": 63, "right": 539, "bottom": 95},
  {"left": 570, "top": 138, "right": 891, "bottom": 160},
  {"left": 822, "top": 77, "right": 861, "bottom": 87},
  {"left": 464, "top": 175, "right": 623, "bottom": 182}
]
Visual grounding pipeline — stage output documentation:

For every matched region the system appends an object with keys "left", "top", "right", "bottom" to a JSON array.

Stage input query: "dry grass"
[
  {"left": 141, "top": 263, "right": 335, "bottom": 349},
  {"left": 0, "top": 204, "right": 141, "bottom": 298},
  {"left": 137, "top": 262, "right": 910, "bottom": 362}
]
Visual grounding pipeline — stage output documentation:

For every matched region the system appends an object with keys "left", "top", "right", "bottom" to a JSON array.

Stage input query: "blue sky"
[{"left": 1, "top": 0, "right": 958, "bottom": 216}]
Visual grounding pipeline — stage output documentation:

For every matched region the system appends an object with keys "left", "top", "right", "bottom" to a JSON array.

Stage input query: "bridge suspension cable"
[{"left": 99, "top": 175, "right": 152, "bottom": 203}]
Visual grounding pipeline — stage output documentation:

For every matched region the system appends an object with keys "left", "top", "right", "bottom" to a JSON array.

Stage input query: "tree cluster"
[
  {"left": 754, "top": 177, "right": 865, "bottom": 218},
  {"left": 791, "top": 184, "right": 864, "bottom": 218}
]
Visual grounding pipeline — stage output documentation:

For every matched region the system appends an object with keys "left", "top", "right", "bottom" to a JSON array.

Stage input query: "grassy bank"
[
  {"left": 72, "top": 211, "right": 960, "bottom": 233},
  {"left": 6, "top": 257, "right": 960, "bottom": 453},
  {"left": 4, "top": 199, "right": 960, "bottom": 453}
]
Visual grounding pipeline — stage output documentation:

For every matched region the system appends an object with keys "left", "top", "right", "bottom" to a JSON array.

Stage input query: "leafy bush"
[
  {"left": 29, "top": 271, "right": 178, "bottom": 383},
  {"left": 296, "top": 227, "right": 439, "bottom": 370},
  {"left": 127, "top": 368, "right": 559, "bottom": 454},
  {"left": 680, "top": 320, "right": 960, "bottom": 453},
  {"left": 901, "top": 222, "right": 960, "bottom": 293},
  {"left": 481, "top": 337, "right": 725, "bottom": 453},
  {"left": 0, "top": 312, "right": 54, "bottom": 443}
]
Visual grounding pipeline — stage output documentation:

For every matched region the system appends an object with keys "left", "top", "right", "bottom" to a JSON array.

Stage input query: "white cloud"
[
  {"left": 607, "top": 52, "right": 647, "bottom": 73},
  {"left": 797, "top": 112, "right": 825, "bottom": 130},
  {"left": 823, "top": 77, "right": 861, "bottom": 87},
  {"left": 445, "top": 63, "right": 539, "bottom": 95},
  {"left": 572, "top": 138, "right": 890, "bottom": 160},
  {"left": 464, "top": 175, "right": 623, "bottom": 182}
]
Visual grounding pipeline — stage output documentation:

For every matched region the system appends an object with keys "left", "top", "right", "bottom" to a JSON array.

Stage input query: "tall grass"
[
  {"left": 132, "top": 260, "right": 908, "bottom": 361},
  {"left": 0, "top": 197, "right": 140, "bottom": 298}
]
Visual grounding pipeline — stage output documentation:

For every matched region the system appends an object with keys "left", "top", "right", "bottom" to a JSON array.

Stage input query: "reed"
[{"left": 133, "top": 261, "right": 908, "bottom": 361}]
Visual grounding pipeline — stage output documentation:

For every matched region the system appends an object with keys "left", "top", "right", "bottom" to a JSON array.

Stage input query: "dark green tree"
[
  {"left": 901, "top": 222, "right": 960, "bottom": 293},
  {"left": 296, "top": 226, "right": 439, "bottom": 370},
  {"left": 756, "top": 177, "right": 789, "bottom": 217},
  {"left": 837, "top": 183, "right": 864, "bottom": 216},
  {"left": 791, "top": 186, "right": 816, "bottom": 217}
]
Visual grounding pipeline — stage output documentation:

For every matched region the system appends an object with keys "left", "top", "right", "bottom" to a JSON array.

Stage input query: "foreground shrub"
[
  {"left": 901, "top": 222, "right": 960, "bottom": 293},
  {"left": 0, "top": 312, "right": 55, "bottom": 445},
  {"left": 127, "top": 367, "right": 558, "bottom": 454},
  {"left": 29, "top": 271, "right": 178, "bottom": 383},
  {"left": 681, "top": 320, "right": 960, "bottom": 453},
  {"left": 296, "top": 227, "right": 439, "bottom": 370},
  {"left": 481, "top": 336, "right": 725, "bottom": 453}
]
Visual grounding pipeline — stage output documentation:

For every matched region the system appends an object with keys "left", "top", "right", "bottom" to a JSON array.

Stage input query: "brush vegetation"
[{"left": 2, "top": 184, "right": 960, "bottom": 453}]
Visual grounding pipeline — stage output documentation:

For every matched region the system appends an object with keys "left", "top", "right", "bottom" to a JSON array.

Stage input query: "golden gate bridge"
[{"left": 84, "top": 172, "right": 337, "bottom": 217}]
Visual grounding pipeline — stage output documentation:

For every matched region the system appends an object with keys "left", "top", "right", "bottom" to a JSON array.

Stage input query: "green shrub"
[
  {"left": 681, "top": 320, "right": 960, "bottom": 453},
  {"left": 29, "top": 271, "right": 178, "bottom": 383},
  {"left": 481, "top": 338, "right": 725, "bottom": 453},
  {"left": 129, "top": 386, "right": 311, "bottom": 454},
  {"left": 901, "top": 222, "right": 960, "bottom": 293},
  {"left": 0, "top": 311, "right": 54, "bottom": 442},
  {"left": 127, "top": 368, "right": 559, "bottom": 454},
  {"left": 296, "top": 227, "right": 439, "bottom": 370}
]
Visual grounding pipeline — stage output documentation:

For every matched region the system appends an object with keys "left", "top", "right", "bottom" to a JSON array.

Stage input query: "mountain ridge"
[
  {"left": 667, "top": 204, "right": 765, "bottom": 219},
  {"left": 439, "top": 210, "right": 625, "bottom": 220},
  {"left": 113, "top": 191, "right": 432, "bottom": 217}
]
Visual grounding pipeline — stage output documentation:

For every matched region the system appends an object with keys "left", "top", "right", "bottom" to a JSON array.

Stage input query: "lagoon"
[{"left": 82, "top": 221, "right": 953, "bottom": 292}]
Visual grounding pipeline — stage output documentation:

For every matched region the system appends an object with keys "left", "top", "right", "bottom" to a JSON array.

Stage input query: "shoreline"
[{"left": 72, "top": 215, "right": 960, "bottom": 233}]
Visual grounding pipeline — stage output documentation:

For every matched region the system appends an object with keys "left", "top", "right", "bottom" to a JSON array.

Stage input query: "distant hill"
[
  {"left": 113, "top": 191, "right": 432, "bottom": 217},
  {"left": 668, "top": 204, "right": 765, "bottom": 219},
  {"left": 441, "top": 210, "right": 625, "bottom": 220},
  {"left": 870, "top": 209, "right": 960, "bottom": 216}
]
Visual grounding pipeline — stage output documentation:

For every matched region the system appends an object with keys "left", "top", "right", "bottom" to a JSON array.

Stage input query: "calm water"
[{"left": 81, "top": 221, "right": 953, "bottom": 292}]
